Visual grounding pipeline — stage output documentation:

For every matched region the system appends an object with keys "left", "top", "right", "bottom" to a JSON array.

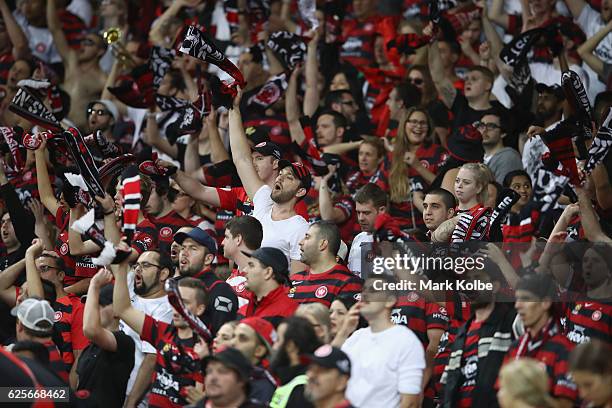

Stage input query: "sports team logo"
[
  {"left": 592, "top": 311, "right": 602, "bottom": 321},
  {"left": 315, "top": 286, "right": 328, "bottom": 299},
  {"left": 160, "top": 227, "right": 173, "bottom": 238},
  {"left": 54, "top": 311, "right": 62, "bottom": 322}
]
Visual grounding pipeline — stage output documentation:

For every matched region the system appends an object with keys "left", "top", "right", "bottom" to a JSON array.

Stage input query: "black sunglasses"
[{"left": 409, "top": 78, "right": 424, "bottom": 85}]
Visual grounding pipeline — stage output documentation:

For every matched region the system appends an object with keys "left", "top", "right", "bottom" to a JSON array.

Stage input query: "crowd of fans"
[{"left": 0, "top": 0, "right": 610, "bottom": 407}]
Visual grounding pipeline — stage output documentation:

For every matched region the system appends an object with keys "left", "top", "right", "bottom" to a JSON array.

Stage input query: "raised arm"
[
  {"left": 488, "top": 0, "right": 509, "bottom": 30},
  {"left": 206, "top": 109, "right": 230, "bottom": 164},
  {"left": 0, "top": 165, "right": 35, "bottom": 249},
  {"left": 83, "top": 269, "right": 119, "bottom": 351},
  {"left": 101, "top": 60, "right": 128, "bottom": 117},
  {"left": 229, "top": 89, "right": 264, "bottom": 198},
  {"left": 0, "top": 0, "right": 30, "bottom": 59},
  {"left": 576, "top": 187, "right": 612, "bottom": 242},
  {"left": 286, "top": 67, "right": 307, "bottom": 146},
  {"left": 46, "top": 0, "right": 75, "bottom": 64},
  {"left": 184, "top": 132, "right": 202, "bottom": 174},
  {"left": 149, "top": 0, "right": 191, "bottom": 47},
  {"left": 563, "top": 0, "right": 587, "bottom": 19},
  {"left": 577, "top": 20, "right": 612, "bottom": 77},
  {"left": 428, "top": 39, "right": 457, "bottom": 109},
  {"left": 304, "top": 31, "right": 321, "bottom": 117},
  {"left": 0, "top": 259, "right": 25, "bottom": 297},
  {"left": 34, "top": 139, "right": 60, "bottom": 216},
  {"left": 318, "top": 171, "right": 349, "bottom": 224},
  {"left": 168, "top": 169, "right": 222, "bottom": 207},
  {"left": 25, "top": 240, "right": 44, "bottom": 299},
  {"left": 143, "top": 113, "right": 179, "bottom": 158},
  {"left": 68, "top": 206, "right": 102, "bottom": 256},
  {"left": 112, "top": 257, "right": 145, "bottom": 335}
]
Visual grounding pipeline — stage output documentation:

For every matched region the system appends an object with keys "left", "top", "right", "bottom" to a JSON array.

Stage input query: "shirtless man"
[{"left": 47, "top": 0, "right": 107, "bottom": 129}]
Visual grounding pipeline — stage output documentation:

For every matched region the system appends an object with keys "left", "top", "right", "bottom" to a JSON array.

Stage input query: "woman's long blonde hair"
[
  {"left": 457, "top": 162, "right": 493, "bottom": 205},
  {"left": 389, "top": 108, "right": 434, "bottom": 203},
  {"left": 498, "top": 359, "right": 558, "bottom": 408}
]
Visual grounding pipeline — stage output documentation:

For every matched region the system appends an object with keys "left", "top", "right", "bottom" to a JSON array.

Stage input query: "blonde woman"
[
  {"left": 497, "top": 358, "right": 558, "bottom": 408},
  {"left": 386, "top": 108, "right": 448, "bottom": 231},
  {"left": 295, "top": 303, "right": 332, "bottom": 344},
  {"left": 432, "top": 162, "right": 493, "bottom": 242}
]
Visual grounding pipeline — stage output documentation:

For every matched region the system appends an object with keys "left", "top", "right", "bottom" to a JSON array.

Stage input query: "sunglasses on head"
[{"left": 88, "top": 108, "right": 110, "bottom": 116}]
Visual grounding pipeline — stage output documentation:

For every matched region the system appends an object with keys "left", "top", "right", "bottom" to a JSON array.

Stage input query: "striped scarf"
[
  {"left": 121, "top": 167, "right": 141, "bottom": 245},
  {"left": 451, "top": 206, "right": 491, "bottom": 242}
]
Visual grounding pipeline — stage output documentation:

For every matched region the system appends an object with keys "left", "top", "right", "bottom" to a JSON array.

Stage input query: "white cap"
[
  {"left": 11, "top": 298, "right": 55, "bottom": 333},
  {"left": 87, "top": 99, "right": 120, "bottom": 122}
]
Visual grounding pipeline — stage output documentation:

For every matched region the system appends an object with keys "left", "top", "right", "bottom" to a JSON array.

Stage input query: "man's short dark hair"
[
  {"left": 226, "top": 216, "right": 263, "bottom": 251},
  {"left": 155, "top": 251, "right": 175, "bottom": 276},
  {"left": 468, "top": 65, "right": 495, "bottom": 86},
  {"left": 325, "top": 89, "right": 353, "bottom": 107},
  {"left": 394, "top": 82, "right": 422, "bottom": 109},
  {"left": 178, "top": 277, "right": 208, "bottom": 308},
  {"left": 354, "top": 183, "right": 388, "bottom": 209},
  {"left": 318, "top": 110, "right": 347, "bottom": 129},
  {"left": 594, "top": 91, "right": 612, "bottom": 127},
  {"left": 248, "top": 45, "right": 263, "bottom": 64},
  {"left": 426, "top": 188, "right": 457, "bottom": 210},
  {"left": 313, "top": 221, "right": 341, "bottom": 256}
]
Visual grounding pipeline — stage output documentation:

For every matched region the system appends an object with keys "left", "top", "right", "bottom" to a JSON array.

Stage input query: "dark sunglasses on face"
[
  {"left": 409, "top": 77, "right": 424, "bottom": 85},
  {"left": 88, "top": 108, "right": 110, "bottom": 116}
]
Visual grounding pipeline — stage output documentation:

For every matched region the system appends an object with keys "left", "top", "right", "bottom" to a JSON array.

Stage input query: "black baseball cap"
[
  {"left": 241, "top": 247, "right": 289, "bottom": 283},
  {"left": 304, "top": 345, "right": 351, "bottom": 376},
  {"left": 253, "top": 141, "right": 281, "bottom": 160},
  {"left": 278, "top": 160, "right": 312, "bottom": 195},
  {"left": 535, "top": 83, "right": 565, "bottom": 100},
  {"left": 204, "top": 347, "right": 253, "bottom": 381},
  {"left": 174, "top": 227, "right": 218, "bottom": 254}
]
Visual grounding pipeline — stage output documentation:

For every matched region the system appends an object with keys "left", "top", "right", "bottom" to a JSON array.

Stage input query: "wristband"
[{"left": 103, "top": 209, "right": 115, "bottom": 216}]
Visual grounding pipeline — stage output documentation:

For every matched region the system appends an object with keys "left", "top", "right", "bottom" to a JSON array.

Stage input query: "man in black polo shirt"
[{"left": 175, "top": 227, "right": 238, "bottom": 335}]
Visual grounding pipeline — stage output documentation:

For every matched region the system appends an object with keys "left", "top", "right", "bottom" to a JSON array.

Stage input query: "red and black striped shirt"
[
  {"left": 52, "top": 295, "right": 88, "bottom": 369},
  {"left": 505, "top": 321, "right": 578, "bottom": 402},
  {"left": 44, "top": 340, "right": 69, "bottom": 383},
  {"left": 340, "top": 16, "right": 381, "bottom": 69},
  {"left": 391, "top": 292, "right": 449, "bottom": 346},
  {"left": 565, "top": 301, "right": 612, "bottom": 344},
  {"left": 147, "top": 211, "right": 190, "bottom": 256},
  {"left": 140, "top": 314, "right": 204, "bottom": 408},
  {"left": 288, "top": 264, "right": 363, "bottom": 307},
  {"left": 457, "top": 320, "right": 482, "bottom": 408}
]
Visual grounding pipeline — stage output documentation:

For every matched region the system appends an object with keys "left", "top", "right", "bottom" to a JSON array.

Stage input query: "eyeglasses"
[
  {"left": 474, "top": 121, "right": 501, "bottom": 131},
  {"left": 81, "top": 38, "right": 96, "bottom": 47},
  {"left": 340, "top": 100, "right": 356, "bottom": 107},
  {"left": 134, "top": 262, "right": 161, "bottom": 270},
  {"left": 39, "top": 265, "right": 59, "bottom": 273},
  {"left": 409, "top": 77, "right": 424, "bottom": 86},
  {"left": 407, "top": 119, "right": 428, "bottom": 127},
  {"left": 88, "top": 108, "right": 110, "bottom": 116}
]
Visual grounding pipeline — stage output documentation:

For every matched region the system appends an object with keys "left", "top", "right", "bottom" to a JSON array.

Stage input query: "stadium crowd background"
[{"left": 0, "top": 0, "right": 610, "bottom": 407}]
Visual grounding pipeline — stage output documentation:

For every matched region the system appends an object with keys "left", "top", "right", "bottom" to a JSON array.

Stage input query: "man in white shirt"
[
  {"left": 337, "top": 276, "right": 425, "bottom": 408},
  {"left": 121, "top": 250, "right": 173, "bottom": 408},
  {"left": 229, "top": 88, "right": 309, "bottom": 274},
  {"left": 348, "top": 183, "right": 388, "bottom": 277}
]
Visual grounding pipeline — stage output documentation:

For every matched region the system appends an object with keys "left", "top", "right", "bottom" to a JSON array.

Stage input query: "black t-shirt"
[
  {"left": 450, "top": 95, "right": 501, "bottom": 135},
  {"left": 76, "top": 331, "right": 135, "bottom": 408}
]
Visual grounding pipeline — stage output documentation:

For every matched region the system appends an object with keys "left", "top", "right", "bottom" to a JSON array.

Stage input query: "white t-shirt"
[
  {"left": 342, "top": 325, "right": 425, "bottom": 407},
  {"left": 252, "top": 185, "right": 309, "bottom": 261},
  {"left": 121, "top": 271, "right": 173, "bottom": 395},
  {"left": 529, "top": 63, "right": 589, "bottom": 93},
  {"left": 347, "top": 231, "right": 373, "bottom": 277},
  {"left": 577, "top": 5, "right": 611, "bottom": 102}
]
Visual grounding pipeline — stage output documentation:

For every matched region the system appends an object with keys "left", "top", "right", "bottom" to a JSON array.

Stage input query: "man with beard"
[
  {"left": 47, "top": 0, "right": 107, "bottom": 129},
  {"left": 230, "top": 90, "right": 310, "bottom": 274},
  {"left": 175, "top": 227, "right": 237, "bottom": 335},
  {"left": 269, "top": 316, "right": 320, "bottom": 408},
  {"left": 291, "top": 221, "right": 362, "bottom": 307},
  {"left": 440, "top": 266, "right": 517, "bottom": 408},
  {"left": 113, "top": 254, "right": 209, "bottom": 408},
  {"left": 479, "top": 112, "right": 523, "bottom": 184},
  {"left": 304, "top": 345, "right": 354, "bottom": 408},
  {"left": 122, "top": 250, "right": 173, "bottom": 408}
]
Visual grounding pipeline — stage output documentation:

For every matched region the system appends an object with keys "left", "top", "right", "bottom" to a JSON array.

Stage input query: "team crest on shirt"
[
  {"left": 407, "top": 292, "right": 419, "bottom": 302},
  {"left": 592, "top": 311, "right": 602, "bottom": 321},
  {"left": 439, "top": 306, "right": 447, "bottom": 315},
  {"left": 236, "top": 282, "right": 246, "bottom": 293},
  {"left": 60, "top": 243, "right": 69, "bottom": 255},
  {"left": 54, "top": 311, "right": 62, "bottom": 322},
  {"left": 271, "top": 126, "right": 282, "bottom": 136},
  {"left": 160, "top": 227, "right": 173, "bottom": 238},
  {"left": 23, "top": 171, "right": 32, "bottom": 181},
  {"left": 353, "top": 293, "right": 361, "bottom": 301},
  {"left": 364, "top": 23, "right": 373, "bottom": 31},
  {"left": 315, "top": 286, "right": 328, "bottom": 299}
]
